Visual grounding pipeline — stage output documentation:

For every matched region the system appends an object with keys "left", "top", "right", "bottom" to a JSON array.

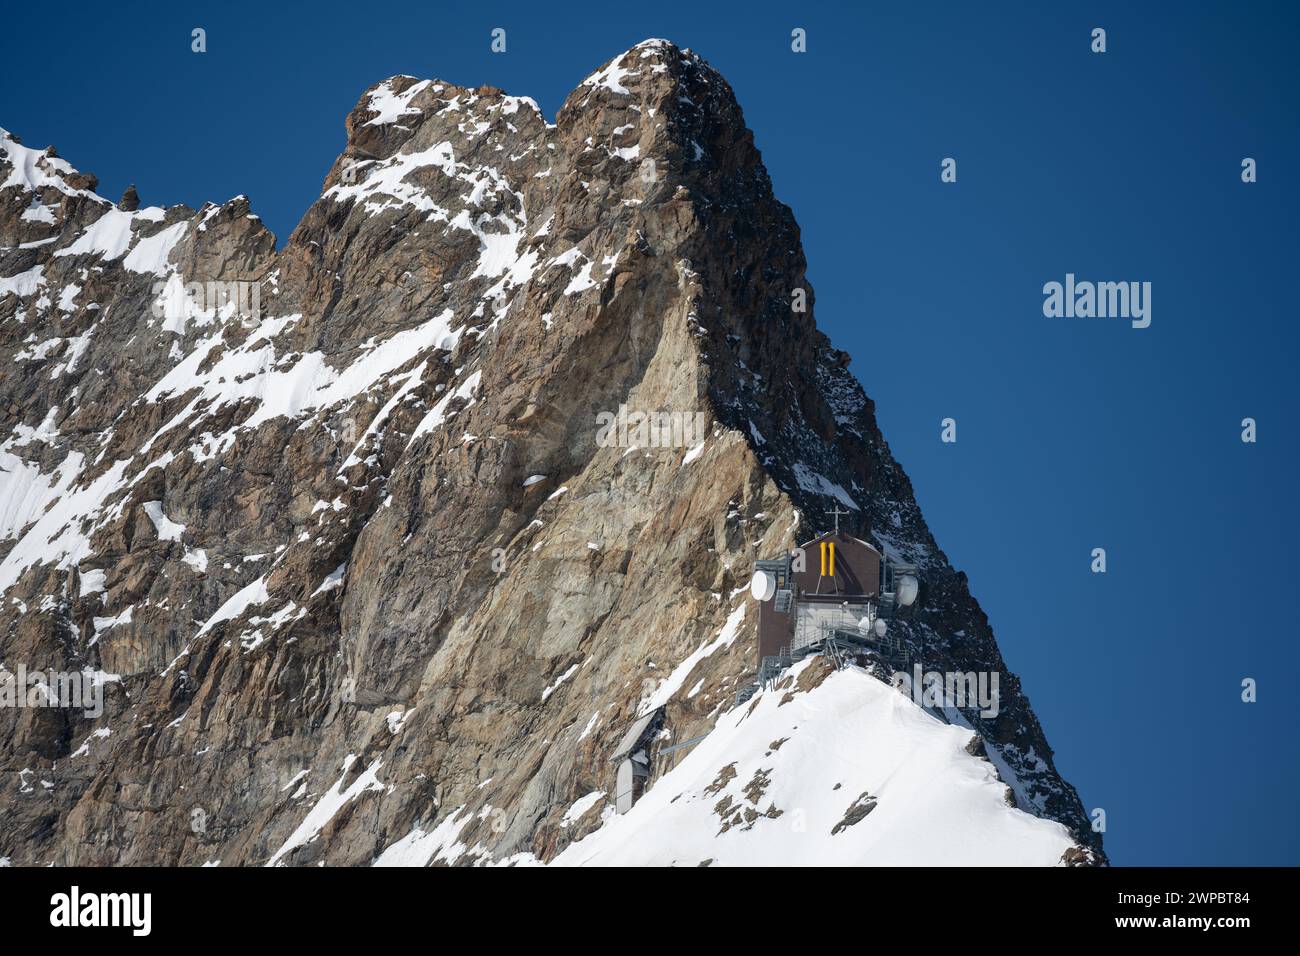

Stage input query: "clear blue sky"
[{"left": 3, "top": 1, "right": 1296, "bottom": 865}]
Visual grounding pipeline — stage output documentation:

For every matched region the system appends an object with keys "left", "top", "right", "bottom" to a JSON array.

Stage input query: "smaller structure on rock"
[{"left": 610, "top": 707, "right": 664, "bottom": 814}]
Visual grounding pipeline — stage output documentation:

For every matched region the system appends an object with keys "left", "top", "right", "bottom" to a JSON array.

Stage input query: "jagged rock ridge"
[{"left": 0, "top": 39, "right": 1103, "bottom": 865}]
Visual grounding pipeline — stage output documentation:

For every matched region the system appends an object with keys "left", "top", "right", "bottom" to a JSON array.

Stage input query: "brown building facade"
[{"left": 755, "top": 531, "right": 882, "bottom": 664}]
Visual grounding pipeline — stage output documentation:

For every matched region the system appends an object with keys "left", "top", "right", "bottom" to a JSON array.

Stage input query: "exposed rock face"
[{"left": 0, "top": 40, "right": 1104, "bottom": 865}]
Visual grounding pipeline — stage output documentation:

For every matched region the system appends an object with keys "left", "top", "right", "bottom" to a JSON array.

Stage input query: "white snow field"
[{"left": 550, "top": 658, "right": 1076, "bottom": 866}]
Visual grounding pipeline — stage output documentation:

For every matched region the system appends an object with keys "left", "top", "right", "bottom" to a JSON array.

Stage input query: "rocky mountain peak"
[{"left": 0, "top": 41, "right": 1102, "bottom": 866}]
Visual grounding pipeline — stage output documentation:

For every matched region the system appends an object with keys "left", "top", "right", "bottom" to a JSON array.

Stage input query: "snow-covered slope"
[{"left": 552, "top": 657, "right": 1076, "bottom": 867}]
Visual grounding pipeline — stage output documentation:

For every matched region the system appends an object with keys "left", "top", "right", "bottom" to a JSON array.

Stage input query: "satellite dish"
[
  {"left": 873, "top": 618, "right": 888, "bottom": 638},
  {"left": 896, "top": 575, "right": 919, "bottom": 608},
  {"left": 750, "top": 569, "right": 776, "bottom": 602}
]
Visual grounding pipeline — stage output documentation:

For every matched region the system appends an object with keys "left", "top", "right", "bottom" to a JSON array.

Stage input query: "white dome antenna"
[
  {"left": 750, "top": 569, "right": 776, "bottom": 602},
  {"left": 896, "top": 574, "right": 919, "bottom": 608}
]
